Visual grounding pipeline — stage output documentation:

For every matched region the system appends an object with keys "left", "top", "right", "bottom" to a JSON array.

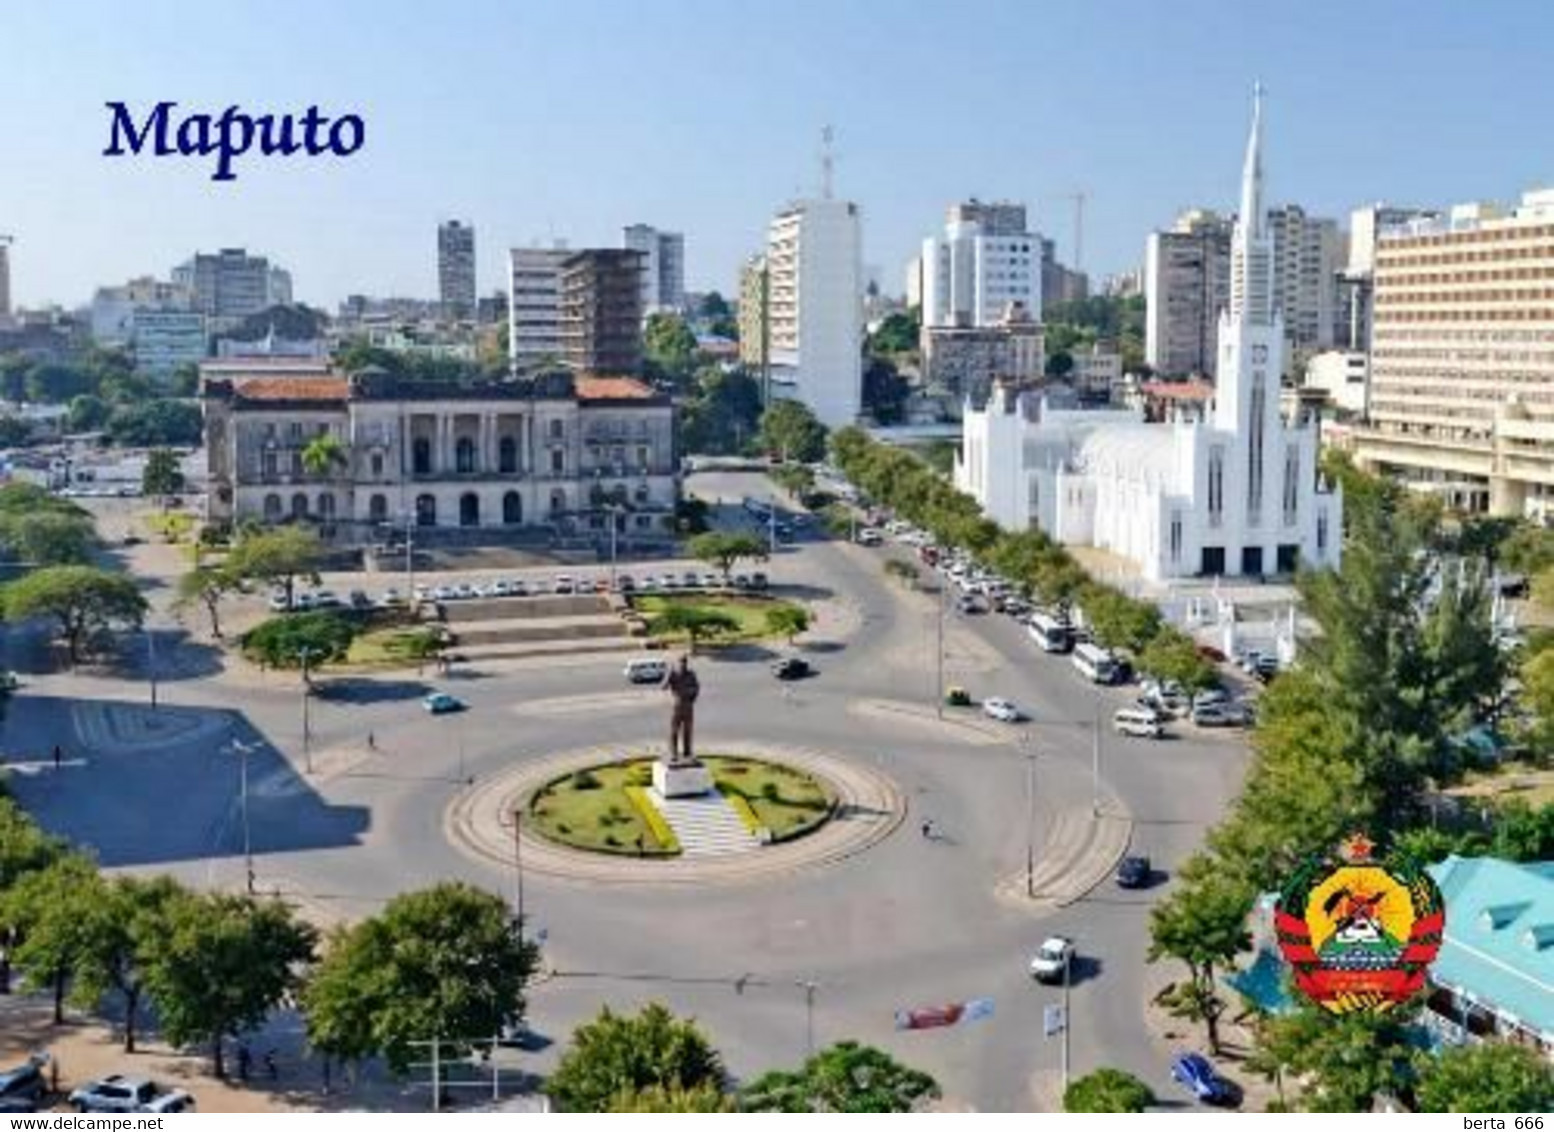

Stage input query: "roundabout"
[{"left": 445, "top": 739, "right": 906, "bottom": 886}]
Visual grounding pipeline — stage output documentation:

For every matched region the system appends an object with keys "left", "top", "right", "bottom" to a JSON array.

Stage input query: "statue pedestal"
[{"left": 653, "top": 758, "right": 714, "bottom": 799}]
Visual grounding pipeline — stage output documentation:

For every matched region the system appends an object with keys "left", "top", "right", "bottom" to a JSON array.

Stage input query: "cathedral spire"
[
  {"left": 1229, "top": 83, "right": 1273, "bottom": 327},
  {"left": 1239, "top": 82, "right": 1265, "bottom": 241}
]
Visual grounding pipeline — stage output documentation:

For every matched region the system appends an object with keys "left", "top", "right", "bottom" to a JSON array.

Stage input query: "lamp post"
[
  {"left": 228, "top": 739, "right": 256, "bottom": 894},
  {"left": 297, "top": 646, "right": 314, "bottom": 775},
  {"left": 146, "top": 622, "right": 158, "bottom": 710},
  {"left": 1021, "top": 731, "right": 1037, "bottom": 898}
]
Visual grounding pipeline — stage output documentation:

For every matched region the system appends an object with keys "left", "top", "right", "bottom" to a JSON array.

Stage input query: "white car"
[
  {"left": 430, "top": 585, "right": 457, "bottom": 602},
  {"left": 376, "top": 588, "right": 404, "bottom": 607},
  {"left": 1029, "top": 936, "right": 1075, "bottom": 983},
  {"left": 855, "top": 528, "right": 883, "bottom": 546},
  {"left": 267, "top": 591, "right": 291, "bottom": 613},
  {"left": 982, "top": 697, "right": 1024, "bottom": 723}
]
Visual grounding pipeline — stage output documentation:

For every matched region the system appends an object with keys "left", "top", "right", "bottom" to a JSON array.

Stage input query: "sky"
[{"left": 3, "top": 0, "right": 1552, "bottom": 310}]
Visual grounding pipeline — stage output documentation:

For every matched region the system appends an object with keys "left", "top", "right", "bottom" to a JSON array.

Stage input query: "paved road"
[{"left": 1, "top": 475, "right": 1251, "bottom": 1111}]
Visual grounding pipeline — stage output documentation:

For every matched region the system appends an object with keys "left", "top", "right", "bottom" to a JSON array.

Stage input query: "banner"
[{"left": 893, "top": 996, "right": 994, "bottom": 1031}]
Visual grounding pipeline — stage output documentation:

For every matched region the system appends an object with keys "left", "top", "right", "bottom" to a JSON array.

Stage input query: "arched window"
[
  {"left": 412, "top": 438, "right": 432, "bottom": 476},
  {"left": 290, "top": 492, "right": 308, "bottom": 519},
  {"left": 503, "top": 491, "right": 522, "bottom": 525},
  {"left": 459, "top": 492, "right": 480, "bottom": 527},
  {"left": 263, "top": 493, "right": 282, "bottom": 520},
  {"left": 369, "top": 494, "right": 388, "bottom": 522},
  {"left": 317, "top": 493, "right": 335, "bottom": 518},
  {"left": 415, "top": 494, "right": 436, "bottom": 527},
  {"left": 456, "top": 437, "right": 477, "bottom": 474},
  {"left": 499, "top": 436, "right": 518, "bottom": 474}
]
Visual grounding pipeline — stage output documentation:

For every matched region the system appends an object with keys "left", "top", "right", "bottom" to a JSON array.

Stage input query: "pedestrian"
[
  {"left": 237, "top": 1043, "right": 251, "bottom": 1082},
  {"left": 52, "top": 744, "right": 61, "bottom": 769},
  {"left": 920, "top": 818, "right": 932, "bottom": 840},
  {"left": 367, "top": 730, "right": 376, "bottom": 752},
  {"left": 321, "top": 1054, "right": 332, "bottom": 1095}
]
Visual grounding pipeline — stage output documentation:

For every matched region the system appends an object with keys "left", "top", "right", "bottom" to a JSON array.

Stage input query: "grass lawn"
[
  {"left": 526, "top": 755, "right": 836, "bottom": 855},
  {"left": 345, "top": 624, "right": 443, "bottom": 666},
  {"left": 631, "top": 594, "right": 805, "bottom": 646},
  {"left": 1446, "top": 759, "right": 1554, "bottom": 809},
  {"left": 527, "top": 761, "right": 674, "bottom": 856},
  {"left": 143, "top": 510, "right": 195, "bottom": 543},
  {"left": 705, "top": 755, "right": 835, "bottom": 841}
]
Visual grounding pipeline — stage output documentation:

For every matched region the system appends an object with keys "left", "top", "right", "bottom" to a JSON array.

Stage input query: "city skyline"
[{"left": 3, "top": 0, "right": 1552, "bottom": 308}]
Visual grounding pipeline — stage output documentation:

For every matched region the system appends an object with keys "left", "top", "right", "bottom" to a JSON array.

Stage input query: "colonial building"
[
  {"left": 956, "top": 88, "right": 1342, "bottom": 582},
  {"left": 203, "top": 367, "right": 677, "bottom": 545}
]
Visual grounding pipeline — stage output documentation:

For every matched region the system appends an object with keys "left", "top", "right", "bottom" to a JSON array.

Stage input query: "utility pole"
[
  {"left": 1024, "top": 736, "right": 1037, "bottom": 898},
  {"left": 1061, "top": 950, "right": 1072, "bottom": 1090},
  {"left": 298, "top": 647, "right": 314, "bottom": 774},
  {"left": 146, "top": 623, "right": 158, "bottom": 710},
  {"left": 230, "top": 740, "right": 256, "bottom": 894}
]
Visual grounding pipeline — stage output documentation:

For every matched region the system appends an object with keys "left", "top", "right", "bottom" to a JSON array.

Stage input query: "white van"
[
  {"left": 624, "top": 658, "right": 668, "bottom": 685},
  {"left": 1113, "top": 707, "right": 1164, "bottom": 739}
]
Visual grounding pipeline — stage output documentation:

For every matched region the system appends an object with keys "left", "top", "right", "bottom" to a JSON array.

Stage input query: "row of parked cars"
[
  {"left": 268, "top": 571, "right": 773, "bottom": 614},
  {"left": 0, "top": 1057, "right": 193, "bottom": 1114}
]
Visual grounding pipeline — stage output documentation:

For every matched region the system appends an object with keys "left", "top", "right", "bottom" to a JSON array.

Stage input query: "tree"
[
  {"left": 243, "top": 610, "right": 356, "bottom": 669},
  {"left": 2, "top": 565, "right": 147, "bottom": 664},
  {"left": 1414, "top": 1040, "right": 1554, "bottom": 1113},
  {"left": 300, "top": 434, "right": 348, "bottom": 479},
  {"left": 225, "top": 525, "right": 322, "bottom": 606},
  {"left": 1081, "top": 585, "right": 1162, "bottom": 653},
  {"left": 680, "top": 366, "right": 763, "bottom": 455},
  {"left": 1046, "top": 350, "right": 1075, "bottom": 378},
  {"left": 141, "top": 447, "right": 185, "bottom": 503},
  {"left": 1063, "top": 1068, "right": 1154, "bottom": 1113},
  {"left": 176, "top": 563, "right": 238, "bottom": 638},
  {"left": 765, "top": 605, "right": 810, "bottom": 644},
  {"left": 547, "top": 1003, "right": 723, "bottom": 1113},
  {"left": 0, "top": 511, "right": 99, "bottom": 566},
  {"left": 1257, "top": 1006, "right": 1417, "bottom": 1112},
  {"left": 1146, "top": 867, "right": 1253, "bottom": 1053},
  {"left": 105, "top": 400, "right": 203, "bottom": 446},
  {"left": 759, "top": 400, "right": 828, "bottom": 463},
  {"left": 866, "top": 311, "right": 920, "bottom": 358},
  {"left": 606, "top": 1083, "right": 734, "bottom": 1112},
  {"left": 65, "top": 394, "right": 110, "bottom": 433},
  {"left": 740, "top": 1041, "right": 939, "bottom": 1113},
  {"left": 168, "top": 364, "right": 201, "bottom": 398},
  {"left": 0, "top": 852, "right": 102, "bottom": 1022},
  {"left": 0, "top": 417, "right": 31, "bottom": 448},
  {"left": 0, "top": 797, "right": 63, "bottom": 893},
  {"left": 1499, "top": 524, "right": 1554, "bottom": 577},
  {"left": 24, "top": 363, "right": 95, "bottom": 404},
  {"left": 74, "top": 874, "right": 185, "bottom": 1052},
  {"left": 1137, "top": 629, "right": 1217, "bottom": 691},
  {"left": 686, "top": 532, "right": 767, "bottom": 581},
  {"left": 649, "top": 604, "right": 739, "bottom": 654},
  {"left": 699, "top": 292, "right": 732, "bottom": 320},
  {"left": 142, "top": 891, "right": 316, "bottom": 1078},
  {"left": 302, "top": 882, "right": 540, "bottom": 1075},
  {"left": 644, "top": 313, "right": 700, "bottom": 387},
  {"left": 862, "top": 358, "right": 910, "bottom": 425}
]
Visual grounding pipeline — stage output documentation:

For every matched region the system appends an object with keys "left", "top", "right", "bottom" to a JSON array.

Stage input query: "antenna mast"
[{"left": 820, "top": 126, "right": 835, "bottom": 200}]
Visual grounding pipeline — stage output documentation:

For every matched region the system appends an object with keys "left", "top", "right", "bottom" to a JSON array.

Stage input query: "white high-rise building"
[
  {"left": 1266, "top": 203, "right": 1342, "bottom": 361},
  {"left": 622, "top": 224, "right": 685, "bottom": 312},
  {"left": 920, "top": 200, "right": 1041, "bottom": 329},
  {"left": 507, "top": 245, "right": 571, "bottom": 371},
  {"left": 957, "top": 87, "right": 1341, "bottom": 582},
  {"left": 764, "top": 197, "right": 862, "bottom": 429}
]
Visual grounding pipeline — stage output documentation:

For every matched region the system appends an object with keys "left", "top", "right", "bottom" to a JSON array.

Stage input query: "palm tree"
[{"left": 301, "top": 434, "right": 349, "bottom": 479}]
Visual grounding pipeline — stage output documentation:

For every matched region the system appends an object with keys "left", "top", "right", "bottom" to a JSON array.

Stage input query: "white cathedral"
[{"left": 955, "top": 88, "right": 1342, "bottom": 582}]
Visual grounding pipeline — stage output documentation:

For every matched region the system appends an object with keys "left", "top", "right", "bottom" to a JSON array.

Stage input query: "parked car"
[
  {"left": 682, "top": 570, "right": 702, "bottom": 588},
  {"left": 615, "top": 574, "right": 636, "bottom": 592},
  {"left": 1115, "top": 855, "right": 1152, "bottom": 889},
  {"left": 0, "top": 1054, "right": 49, "bottom": 1112},
  {"left": 485, "top": 580, "right": 514, "bottom": 598},
  {"left": 430, "top": 584, "right": 457, "bottom": 602},
  {"left": 982, "top": 696, "right": 1025, "bottom": 723},
  {"left": 944, "top": 685, "right": 972, "bottom": 707},
  {"left": 955, "top": 595, "right": 984, "bottom": 615},
  {"left": 1192, "top": 703, "right": 1243, "bottom": 728},
  {"left": 452, "top": 582, "right": 478, "bottom": 600},
  {"left": 510, "top": 579, "right": 530, "bottom": 597},
  {"left": 856, "top": 528, "right": 884, "bottom": 546},
  {"left": 1171, "top": 1052, "right": 1235, "bottom": 1105},
  {"left": 69, "top": 1075, "right": 176, "bottom": 1114},
  {"left": 553, "top": 575, "right": 575, "bottom": 595},
  {"left": 1192, "top": 688, "right": 1229, "bottom": 711},
  {"left": 311, "top": 590, "right": 343, "bottom": 609},
  {"left": 1114, "top": 707, "right": 1164, "bottom": 739},
  {"left": 348, "top": 589, "right": 371, "bottom": 609},
  {"left": 771, "top": 657, "right": 813, "bottom": 680},
  {"left": 267, "top": 590, "right": 291, "bottom": 613},
  {"left": 624, "top": 658, "right": 668, "bottom": 684},
  {"left": 749, "top": 572, "right": 769, "bottom": 590},
  {"left": 376, "top": 588, "right": 404, "bottom": 607},
  {"left": 422, "top": 691, "right": 466, "bottom": 715},
  {"left": 1253, "top": 656, "right": 1280, "bottom": 682},
  {"left": 1029, "top": 936, "right": 1075, "bottom": 983}
]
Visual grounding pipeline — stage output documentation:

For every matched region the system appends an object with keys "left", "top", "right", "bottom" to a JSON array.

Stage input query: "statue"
[{"left": 664, "top": 654, "right": 700, "bottom": 765}]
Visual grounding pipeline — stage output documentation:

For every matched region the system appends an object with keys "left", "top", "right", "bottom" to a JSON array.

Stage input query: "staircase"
[{"left": 649, "top": 791, "right": 760, "bottom": 857}]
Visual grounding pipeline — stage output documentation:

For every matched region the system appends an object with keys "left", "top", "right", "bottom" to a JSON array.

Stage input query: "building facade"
[
  {"left": 1353, "top": 189, "right": 1554, "bottom": 517},
  {"left": 203, "top": 368, "right": 677, "bottom": 544},
  {"left": 765, "top": 197, "right": 863, "bottom": 428},
  {"left": 507, "top": 246, "right": 571, "bottom": 372},
  {"left": 172, "top": 249, "right": 289, "bottom": 329},
  {"left": 132, "top": 310, "right": 207, "bottom": 380},
  {"left": 1039, "top": 237, "right": 1089, "bottom": 313},
  {"left": 1267, "top": 203, "right": 1342, "bottom": 363},
  {"left": 1144, "top": 210, "right": 1234, "bottom": 377},
  {"left": 738, "top": 254, "right": 769, "bottom": 370},
  {"left": 438, "top": 220, "right": 477, "bottom": 321},
  {"left": 0, "top": 239, "right": 10, "bottom": 319},
  {"left": 90, "top": 276, "right": 193, "bottom": 345},
  {"left": 559, "top": 250, "right": 644, "bottom": 375},
  {"left": 1302, "top": 349, "right": 1369, "bottom": 417},
  {"left": 921, "top": 303, "right": 1043, "bottom": 406},
  {"left": 958, "top": 89, "right": 1342, "bottom": 582},
  {"left": 622, "top": 224, "right": 686, "bottom": 312},
  {"left": 920, "top": 200, "right": 1042, "bottom": 329}
]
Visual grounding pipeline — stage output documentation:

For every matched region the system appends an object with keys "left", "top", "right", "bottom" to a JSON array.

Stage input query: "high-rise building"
[
  {"left": 738, "top": 254, "right": 769, "bottom": 371},
  {"left": 1039, "top": 237, "right": 1089, "bottom": 313},
  {"left": 90, "top": 276, "right": 192, "bottom": 344},
  {"left": 1336, "top": 204, "right": 1441, "bottom": 351},
  {"left": 559, "top": 249, "right": 645, "bottom": 375},
  {"left": 1353, "top": 189, "right": 1554, "bottom": 517},
  {"left": 1266, "top": 204, "right": 1342, "bottom": 362},
  {"left": 764, "top": 197, "right": 863, "bottom": 428},
  {"left": 1145, "top": 210, "right": 1234, "bottom": 377},
  {"left": 622, "top": 224, "right": 686, "bottom": 312},
  {"left": 438, "top": 220, "right": 477, "bottom": 321},
  {"left": 507, "top": 246, "right": 571, "bottom": 371},
  {"left": 132, "top": 310, "right": 207, "bottom": 380},
  {"left": 920, "top": 200, "right": 1042, "bottom": 329},
  {"left": 172, "top": 249, "right": 289, "bottom": 327},
  {"left": 0, "top": 238, "right": 11, "bottom": 319}
]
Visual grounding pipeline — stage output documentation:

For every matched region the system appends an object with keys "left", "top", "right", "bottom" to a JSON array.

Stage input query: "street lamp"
[
  {"left": 1020, "top": 731, "right": 1037, "bottom": 898},
  {"left": 297, "top": 646, "right": 314, "bottom": 775},
  {"left": 145, "top": 622, "right": 158, "bottom": 710},
  {"left": 227, "top": 739, "right": 256, "bottom": 894}
]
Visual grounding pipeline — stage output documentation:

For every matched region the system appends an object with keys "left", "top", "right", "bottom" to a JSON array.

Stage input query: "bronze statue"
[{"left": 664, "top": 654, "right": 700, "bottom": 764}]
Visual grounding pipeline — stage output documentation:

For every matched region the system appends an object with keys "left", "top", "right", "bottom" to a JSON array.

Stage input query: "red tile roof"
[
  {"left": 575, "top": 376, "right": 656, "bottom": 401},
  {"left": 234, "top": 377, "right": 350, "bottom": 402},
  {"left": 1142, "top": 380, "right": 1214, "bottom": 401}
]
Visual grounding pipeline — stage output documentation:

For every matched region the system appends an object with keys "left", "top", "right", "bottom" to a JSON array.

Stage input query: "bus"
[
  {"left": 1072, "top": 642, "right": 1121, "bottom": 685},
  {"left": 1027, "top": 612, "right": 1072, "bottom": 654}
]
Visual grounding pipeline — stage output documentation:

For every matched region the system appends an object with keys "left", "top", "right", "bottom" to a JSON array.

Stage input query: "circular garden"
[{"left": 526, "top": 754, "right": 836, "bottom": 857}]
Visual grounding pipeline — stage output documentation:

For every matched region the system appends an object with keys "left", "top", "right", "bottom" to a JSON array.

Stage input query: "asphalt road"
[{"left": 3, "top": 475, "right": 1252, "bottom": 1111}]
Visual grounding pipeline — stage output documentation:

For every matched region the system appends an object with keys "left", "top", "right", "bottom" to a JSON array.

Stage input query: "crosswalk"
[{"left": 648, "top": 790, "right": 761, "bottom": 857}]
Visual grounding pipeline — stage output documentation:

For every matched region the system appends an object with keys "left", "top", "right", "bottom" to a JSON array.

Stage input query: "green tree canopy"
[
  {"left": 644, "top": 313, "right": 700, "bottom": 387},
  {"left": 686, "top": 532, "right": 767, "bottom": 579},
  {"left": 1063, "top": 1067, "right": 1155, "bottom": 1113},
  {"left": 2, "top": 565, "right": 147, "bottom": 664},
  {"left": 1257, "top": 1007, "right": 1417, "bottom": 1112},
  {"left": 606, "top": 1083, "right": 734, "bottom": 1112},
  {"left": 1413, "top": 1039, "right": 1554, "bottom": 1113},
  {"left": 866, "top": 310, "right": 919, "bottom": 357},
  {"left": 141, "top": 447, "right": 186, "bottom": 500},
  {"left": 0, "top": 510, "right": 100, "bottom": 567},
  {"left": 106, "top": 400, "right": 203, "bottom": 446},
  {"left": 1146, "top": 865, "right": 1253, "bottom": 1053},
  {"left": 1137, "top": 628, "right": 1217, "bottom": 691},
  {"left": 243, "top": 610, "right": 356, "bottom": 669},
  {"left": 739, "top": 1041, "right": 940, "bottom": 1113},
  {"left": 547, "top": 1003, "right": 724, "bottom": 1113},
  {"left": 862, "top": 358, "right": 910, "bottom": 425},
  {"left": 0, "top": 851, "right": 103, "bottom": 1022},
  {"left": 142, "top": 891, "right": 317, "bottom": 1078},
  {"left": 225, "top": 525, "right": 322, "bottom": 604},
  {"left": 765, "top": 605, "right": 811, "bottom": 644},
  {"left": 176, "top": 563, "right": 239, "bottom": 639},
  {"left": 302, "top": 882, "right": 540, "bottom": 1074},
  {"left": 648, "top": 604, "right": 740, "bottom": 653},
  {"left": 759, "top": 400, "right": 828, "bottom": 463},
  {"left": 679, "top": 366, "right": 763, "bottom": 455},
  {"left": 74, "top": 874, "right": 186, "bottom": 1052}
]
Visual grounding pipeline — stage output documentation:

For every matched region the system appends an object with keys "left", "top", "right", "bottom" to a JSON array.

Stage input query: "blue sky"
[{"left": 2, "top": 0, "right": 1551, "bottom": 309}]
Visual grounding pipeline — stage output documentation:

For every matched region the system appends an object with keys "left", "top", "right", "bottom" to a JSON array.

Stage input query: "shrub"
[
  {"left": 572, "top": 769, "right": 601, "bottom": 790},
  {"left": 760, "top": 781, "right": 782, "bottom": 803},
  {"left": 242, "top": 611, "right": 357, "bottom": 669}
]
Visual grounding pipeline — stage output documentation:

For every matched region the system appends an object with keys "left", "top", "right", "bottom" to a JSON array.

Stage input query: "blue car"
[
  {"left": 1171, "top": 1052, "right": 1234, "bottom": 1105},
  {"left": 423, "top": 691, "right": 466, "bottom": 715}
]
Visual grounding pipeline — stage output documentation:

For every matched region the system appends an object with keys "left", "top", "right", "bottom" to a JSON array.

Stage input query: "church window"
[
  {"left": 1208, "top": 446, "right": 1225, "bottom": 526},
  {"left": 1283, "top": 448, "right": 1300, "bottom": 525},
  {"left": 1248, "top": 383, "right": 1266, "bottom": 524},
  {"left": 1169, "top": 512, "right": 1183, "bottom": 563}
]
